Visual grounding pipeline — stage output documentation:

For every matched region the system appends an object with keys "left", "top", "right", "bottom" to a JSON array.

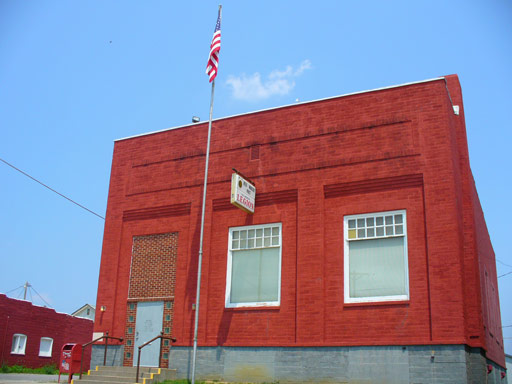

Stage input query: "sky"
[{"left": 1, "top": 0, "right": 511, "bottom": 353}]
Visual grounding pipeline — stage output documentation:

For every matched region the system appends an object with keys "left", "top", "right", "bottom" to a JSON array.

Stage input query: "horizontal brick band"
[
  {"left": 324, "top": 174, "right": 423, "bottom": 198},
  {"left": 123, "top": 202, "right": 191, "bottom": 221}
]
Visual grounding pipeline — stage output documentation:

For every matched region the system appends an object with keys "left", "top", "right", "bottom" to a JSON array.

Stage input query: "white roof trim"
[{"left": 115, "top": 76, "right": 446, "bottom": 142}]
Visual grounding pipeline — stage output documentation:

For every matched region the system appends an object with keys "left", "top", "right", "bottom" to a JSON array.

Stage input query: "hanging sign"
[{"left": 230, "top": 173, "right": 256, "bottom": 214}]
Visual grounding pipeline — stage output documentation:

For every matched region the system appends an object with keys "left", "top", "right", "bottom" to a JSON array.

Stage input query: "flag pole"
[{"left": 191, "top": 7, "right": 221, "bottom": 383}]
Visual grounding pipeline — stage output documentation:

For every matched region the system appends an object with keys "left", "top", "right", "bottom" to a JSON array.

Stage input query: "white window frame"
[
  {"left": 39, "top": 337, "right": 53, "bottom": 357},
  {"left": 11, "top": 334, "right": 27, "bottom": 355},
  {"left": 225, "top": 223, "right": 282, "bottom": 308},
  {"left": 344, "top": 210, "right": 409, "bottom": 303}
]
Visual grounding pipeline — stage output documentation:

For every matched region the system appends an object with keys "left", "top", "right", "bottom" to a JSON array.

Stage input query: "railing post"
[
  {"left": 103, "top": 331, "right": 109, "bottom": 366},
  {"left": 79, "top": 351, "right": 84, "bottom": 379},
  {"left": 158, "top": 332, "right": 164, "bottom": 368},
  {"left": 136, "top": 346, "right": 142, "bottom": 383}
]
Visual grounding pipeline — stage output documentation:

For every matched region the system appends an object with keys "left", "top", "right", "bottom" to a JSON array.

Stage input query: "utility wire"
[
  {"left": 497, "top": 259, "right": 512, "bottom": 268},
  {"left": 498, "top": 271, "right": 512, "bottom": 278},
  {"left": 5, "top": 285, "right": 24, "bottom": 294},
  {"left": 30, "top": 285, "right": 52, "bottom": 308},
  {"left": 0, "top": 157, "right": 104, "bottom": 220},
  {"left": 5, "top": 284, "right": 53, "bottom": 308}
]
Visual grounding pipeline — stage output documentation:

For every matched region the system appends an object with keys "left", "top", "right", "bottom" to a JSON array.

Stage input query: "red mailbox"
[{"left": 59, "top": 343, "right": 83, "bottom": 383}]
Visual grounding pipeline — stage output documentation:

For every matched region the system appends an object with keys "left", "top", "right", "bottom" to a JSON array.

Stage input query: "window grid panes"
[
  {"left": 231, "top": 225, "right": 280, "bottom": 251},
  {"left": 347, "top": 213, "right": 404, "bottom": 240}
]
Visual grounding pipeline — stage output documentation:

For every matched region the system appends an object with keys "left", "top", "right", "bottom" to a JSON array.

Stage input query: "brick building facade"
[
  {"left": 0, "top": 294, "right": 93, "bottom": 369},
  {"left": 93, "top": 75, "right": 506, "bottom": 383}
]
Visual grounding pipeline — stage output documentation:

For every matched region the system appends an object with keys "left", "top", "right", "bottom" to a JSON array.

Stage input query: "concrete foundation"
[
  {"left": 91, "top": 344, "right": 124, "bottom": 368},
  {"left": 169, "top": 345, "right": 507, "bottom": 384}
]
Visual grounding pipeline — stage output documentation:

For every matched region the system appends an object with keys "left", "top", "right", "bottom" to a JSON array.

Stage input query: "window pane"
[
  {"left": 256, "top": 238, "right": 262, "bottom": 247},
  {"left": 386, "top": 226, "right": 394, "bottom": 236},
  {"left": 39, "top": 338, "right": 53, "bottom": 357},
  {"left": 272, "top": 236, "right": 279, "bottom": 246},
  {"left": 256, "top": 229, "right": 263, "bottom": 237},
  {"left": 348, "top": 229, "right": 356, "bottom": 239},
  {"left": 240, "top": 231, "right": 247, "bottom": 239},
  {"left": 376, "top": 227, "right": 384, "bottom": 237},
  {"left": 11, "top": 334, "right": 26, "bottom": 355},
  {"left": 348, "top": 219, "right": 356, "bottom": 229},
  {"left": 357, "top": 229, "right": 366, "bottom": 238},
  {"left": 232, "top": 231, "right": 239, "bottom": 240},
  {"left": 264, "top": 228, "right": 271, "bottom": 236},
  {"left": 366, "top": 217, "right": 374, "bottom": 227},
  {"left": 349, "top": 237, "right": 406, "bottom": 298},
  {"left": 232, "top": 240, "right": 239, "bottom": 249},
  {"left": 367, "top": 228, "right": 375, "bottom": 238},
  {"left": 272, "top": 227, "right": 279, "bottom": 236},
  {"left": 240, "top": 239, "right": 247, "bottom": 249},
  {"left": 357, "top": 218, "right": 365, "bottom": 228},
  {"left": 264, "top": 237, "right": 270, "bottom": 247},
  {"left": 248, "top": 239, "right": 255, "bottom": 248},
  {"left": 376, "top": 216, "right": 383, "bottom": 226},
  {"left": 230, "top": 248, "right": 279, "bottom": 303},
  {"left": 385, "top": 215, "right": 393, "bottom": 225},
  {"left": 395, "top": 225, "right": 403, "bottom": 235},
  {"left": 248, "top": 229, "right": 255, "bottom": 238},
  {"left": 394, "top": 214, "right": 403, "bottom": 224}
]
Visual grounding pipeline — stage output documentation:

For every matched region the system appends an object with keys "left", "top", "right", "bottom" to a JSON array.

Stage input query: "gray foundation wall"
[
  {"left": 169, "top": 345, "right": 507, "bottom": 384},
  {"left": 91, "top": 344, "right": 124, "bottom": 369}
]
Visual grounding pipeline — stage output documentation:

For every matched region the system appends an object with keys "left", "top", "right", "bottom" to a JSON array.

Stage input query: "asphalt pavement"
[{"left": 0, "top": 374, "right": 61, "bottom": 384}]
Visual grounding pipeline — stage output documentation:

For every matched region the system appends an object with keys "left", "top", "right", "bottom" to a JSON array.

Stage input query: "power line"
[
  {"left": 497, "top": 259, "right": 512, "bottom": 268},
  {"left": 30, "top": 285, "right": 52, "bottom": 308},
  {"left": 498, "top": 271, "right": 512, "bottom": 279},
  {"left": 0, "top": 157, "right": 104, "bottom": 220}
]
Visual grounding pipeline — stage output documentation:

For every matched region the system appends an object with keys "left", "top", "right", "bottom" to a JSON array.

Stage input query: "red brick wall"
[
  {"left": 129, "top": 233, "right": 178, "bottom": 299},
  {"left": 0, "top": 294, "right": 93, "bottom": 369},
  {"left": 94, "top": 75, "right": 505, "bottom": 367}
]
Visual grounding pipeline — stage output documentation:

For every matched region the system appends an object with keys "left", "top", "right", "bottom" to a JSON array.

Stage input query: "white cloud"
[{"left": 226, "top": 60, "right": 312, "bottom": 102}]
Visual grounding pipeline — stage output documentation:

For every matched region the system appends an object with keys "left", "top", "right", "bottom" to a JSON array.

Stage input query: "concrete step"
[{"left": 73, "top": 366, "right": 176, "bottom": 384}]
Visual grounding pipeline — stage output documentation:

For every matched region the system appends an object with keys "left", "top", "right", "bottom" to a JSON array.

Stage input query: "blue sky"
[{"left": 1, "top": 1, "right": 511, "bottom": 353}]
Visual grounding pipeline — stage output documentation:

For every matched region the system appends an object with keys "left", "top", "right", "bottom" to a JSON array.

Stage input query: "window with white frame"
[
  {"left": 39, "top": 337, "right": 53, "bottom": 357},
  {"left": 11, "top": 334, "right": 27, "bottom": 355},
  {"left": 344, "top": 210, "right": 409, "bottom": 303},
  {"left": 226, "top": 223, "right": 282, "bottom": 308}
]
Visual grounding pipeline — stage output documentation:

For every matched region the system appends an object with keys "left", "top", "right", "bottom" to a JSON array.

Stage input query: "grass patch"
[{"left": 0, "top": 364, "right": 59, "bottom": 374}]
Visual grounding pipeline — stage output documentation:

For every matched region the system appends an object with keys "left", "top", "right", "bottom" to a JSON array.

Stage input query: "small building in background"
[
  {"left": 71, "top": 304, "right": 95, "bottom": 321},
  {"left": 0, "top": 294, "right": 93, "bottom": 369}
]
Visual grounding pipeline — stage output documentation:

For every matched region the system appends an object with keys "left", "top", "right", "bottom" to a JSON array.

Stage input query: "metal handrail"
[
  {"left": 135, "top": 332, "right": 177, "bottom": 383},
  {"left": 79, "top": 331, "right": 124, "bottom": 379}
]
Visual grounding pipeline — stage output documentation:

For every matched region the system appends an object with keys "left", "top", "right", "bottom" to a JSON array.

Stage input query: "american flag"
[{"left": 206, "top": 8, "right": 221, "bottom": 82}]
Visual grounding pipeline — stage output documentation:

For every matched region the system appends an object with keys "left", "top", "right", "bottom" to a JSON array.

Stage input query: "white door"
[{"left": 133, "top": 301, "right": 164, "bottom": 367}]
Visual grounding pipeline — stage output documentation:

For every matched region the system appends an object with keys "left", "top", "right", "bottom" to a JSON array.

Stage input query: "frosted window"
[
  {"left": 344, "top": 210, "right": 408, "bottom": 303},
  {"left": 227, "top": 223, "right": 282, "bottom": 307},
  {"left": 230, "top": 248, "right": 280, "bottom": 303},
  {"left": 11, "top": 334, "right": 27, "bottom": 355},
  {"left": 39, "top": 337, "right": 53, "bottom": 357}
]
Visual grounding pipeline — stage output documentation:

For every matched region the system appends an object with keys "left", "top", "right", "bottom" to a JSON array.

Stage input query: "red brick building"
[
  {"left": 93, "top": 75, "right": 506, "bottom": 383},
  {"left": 0, "top": 294, "right": 93, "bottom": 369}
]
